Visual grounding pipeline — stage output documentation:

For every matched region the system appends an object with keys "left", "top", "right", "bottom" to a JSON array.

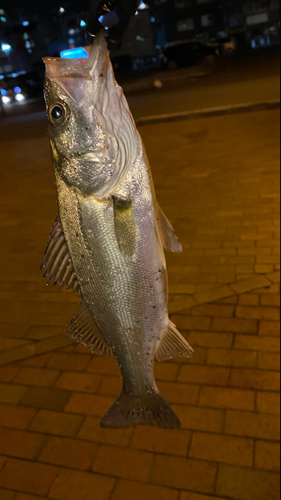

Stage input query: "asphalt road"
[{"left": 0, "top": 50, "right": 279, "bottom": 143}]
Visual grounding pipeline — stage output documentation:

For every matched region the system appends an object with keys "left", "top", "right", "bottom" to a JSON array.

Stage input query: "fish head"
[{"left": 44, "top": 33, "right": 139, "bottom": 197}]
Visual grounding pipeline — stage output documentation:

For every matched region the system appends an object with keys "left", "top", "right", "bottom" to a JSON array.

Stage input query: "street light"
[{"left": 1, "top": 43, "right": 12, "bottom": 52}]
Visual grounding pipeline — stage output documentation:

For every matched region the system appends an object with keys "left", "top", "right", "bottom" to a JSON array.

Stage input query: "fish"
[{"left": 42, "top": 32, "right": 194, "bottom": 429}]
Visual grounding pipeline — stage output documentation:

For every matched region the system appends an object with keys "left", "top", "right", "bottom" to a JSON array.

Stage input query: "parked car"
[
  {"left": 162, "top": 39, "right": 220, "bottom": 70},
  {"left": 0, "top": 71, "right": 43, "bottom": 105}
]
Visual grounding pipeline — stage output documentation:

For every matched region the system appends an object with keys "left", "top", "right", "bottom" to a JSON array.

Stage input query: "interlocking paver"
[{"left": 0, "top": 108, "right": 279, "bottom": 500}]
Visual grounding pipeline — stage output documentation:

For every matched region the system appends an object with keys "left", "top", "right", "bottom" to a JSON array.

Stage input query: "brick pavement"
[{"left": 0, "top": 109, "right": 280, "bottom": 499}]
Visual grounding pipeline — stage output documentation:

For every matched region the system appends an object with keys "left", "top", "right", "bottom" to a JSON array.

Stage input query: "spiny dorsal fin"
[
  {"left": 40, "top": 215, "right": 79, "bottom": 292},
  {"left": 65, "top": 301, "right": 114, "bottom": 358},
  {"left": 155, "top": 320, "right": 194, "bottom": 361},
  {"left": 157, "top": 204, "right": 182, "bottom": 253}
]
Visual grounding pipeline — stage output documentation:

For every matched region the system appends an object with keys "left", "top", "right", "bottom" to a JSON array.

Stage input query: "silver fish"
[{"left": 42, "top": 33, "right": 194, "bottom": 429}]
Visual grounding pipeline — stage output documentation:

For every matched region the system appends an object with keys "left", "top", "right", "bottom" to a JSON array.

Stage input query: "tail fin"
[{"left": 100, "top": 389, "right": 181, "bottom": 429}]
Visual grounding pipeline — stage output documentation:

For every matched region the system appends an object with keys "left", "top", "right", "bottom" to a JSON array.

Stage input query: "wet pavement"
[{"left": 0, "top": 101, "right": 280, "bottom": 498}]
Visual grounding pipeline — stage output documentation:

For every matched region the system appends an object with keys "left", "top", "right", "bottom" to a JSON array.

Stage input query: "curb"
[{"left": 136, "top": 99, "right": 280, "bottom": 127}]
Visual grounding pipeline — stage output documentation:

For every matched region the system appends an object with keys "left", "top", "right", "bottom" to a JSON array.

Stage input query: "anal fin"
[
  {"left": 40, "top": 215, "right": 79, "bottom": 292},
  {"left": 66, "top": 301, "right": 114, "bottom": 358},
  {"left": 156, "top": 320, "right": 194, "bottom": 361},
  {"left": 157, "top": 204, "right": 182, "bottom": 253}
]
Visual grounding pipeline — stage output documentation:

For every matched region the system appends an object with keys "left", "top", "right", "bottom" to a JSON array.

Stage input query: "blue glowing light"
[
  {"left": 60, "top": 47, "right": 89, "bottom": 59},
  {"left": 14, "top": 86, "right": 22, "bottom": 94},
  {"left": 1, "top": 88, "right": 8, "bottom": 96},
  {"left": 80, "top": 20, "right": 86, "bottom": 27},
  {"left": 1, "top": 43, "right": 12, "bottom": 52},
  {"left": 23, "top": 21, "right": 30, "bottom": 26}
]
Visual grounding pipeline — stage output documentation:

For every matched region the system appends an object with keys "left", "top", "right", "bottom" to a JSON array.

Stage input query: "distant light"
[
  {"left": 0, "top": 75, "right": 4, "bottom": 80},
  {"left": 1, "top": 43, "right": 12, "bottom": 52},
  {"left": 59, "top": 7, "right": 65, "bottom": 13},
  {"left": 0, "top": 16, "right": 7, "bottom": 22},
  {"left": 15, "top": 93, "right": 25, "bottom": 102},
  {"left": 68, "top": 38, "right": 75, "bottom": 45},
  {"left": 28, "top": 49, "right": 32, "bottom": 53},
  {"left": 23, "top": 21, "right": 29, "bottom": 27},
  {"left": 138, "top": 1, "right": 149, "bottom": 10},
  {"left": 14, "top": 86, "right": 22, "bottom": 94},
  {"left": 1, "top": 88, "right": 8, "bottom": 96},
  {"left": 11, "top": 73, "right": 17, "bottom": 78},
  {"left": 150, "top": 16, "right": 155, "bottom": 23},
  {"left": 251, "top": 39, "right": 256, "bottom": 48},
  {"left": 25, "top": 41, "right": 31, "bottom": 49},
  {"left": 80, "top": 20, "right": 86, "bottom": 27},
  {"left": 2, "top": 96, "right": 11, "bottom": 104},
  {"left": 23, "top": 33, "right": 29, "bottom": 40},
  {"left": 68, "top": 29, "right": 75, "bottom": 35},
  {"left": 60, "top": 47, "right": 89, "bottom": 59}
]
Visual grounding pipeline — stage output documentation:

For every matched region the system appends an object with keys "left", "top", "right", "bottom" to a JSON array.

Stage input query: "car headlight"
[
  {"left": 15, "top": 93, "right": 25, "bottom": 102},
  {"left": 2, "top": 96, "right": 11, "bottom": 104}
]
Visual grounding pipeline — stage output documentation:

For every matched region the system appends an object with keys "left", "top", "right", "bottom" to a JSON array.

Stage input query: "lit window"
[{"left": 177, "top": 18, "right": 194, "bottom": 32}]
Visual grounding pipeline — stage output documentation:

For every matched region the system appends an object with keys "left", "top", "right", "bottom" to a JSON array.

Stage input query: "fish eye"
[{"left": 49, "top": 103, "right": 69, "bottom": 126}]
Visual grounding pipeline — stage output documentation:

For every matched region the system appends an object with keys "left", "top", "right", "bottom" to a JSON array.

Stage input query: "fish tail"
[{"left": 100, "top": 389, "right": 181, "bottom": 429}]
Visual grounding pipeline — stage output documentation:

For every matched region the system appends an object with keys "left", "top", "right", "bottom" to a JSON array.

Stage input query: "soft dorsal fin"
[
  {"left": 157, "top": 204, "right": 182, "bottom": 253},
  {"left": 65, "top": 301, "right": 114, "bottom": 358},
  {"left": 155, "top": 320, "right": 194, "bottom": 361},
  {"left": 40, "top": 215, "right": 79, "bottom": 291}
]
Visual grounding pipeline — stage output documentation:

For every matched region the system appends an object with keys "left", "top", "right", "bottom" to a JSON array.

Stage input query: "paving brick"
[
  {"left": 178, "top": 365, "right": 230, "bottom": 386},
  {"left": 236, "top": 305, "right": 280, "bottom": 321},
  {"left": 149, "top": 454, "right": 217, "bottom": 494},
  {"left": 180, "top": 494, "right": 223, "bottom": 500},
  {"left": 0, "top": 403, "right": 36, "bottom": 430},
  {"left": 0, "top": 428, "right": 46, "bottom": 460},
  {"left": 230, "top": 368, "right": 280, "bottom": 391},
  {"left": 13, "top": 367, "right": 60, "bottom": 387},
  {"left": 194, "top": 286, "right": 233, "bottom": 305},
  {"left": 78, "top": 416, "right": 133, "bottom": 447},
  {"left": 87, "top": 357, "right": 120, "bottom": 376},
  {"left": 17, "top": 353, "right": 51, "bottom": 368},
  {"left": 261, "top": 294, "right": 280, "bottom": 307},
  {"left": 191, "top": 304, "right": 234, "bottom": 317},
  {"left": 199, "top": 386, "right": 255, "bottom": 411},
  {"left": 267, "top": 271, "right": 281, "bottom": 283},
  {"left": 239, "top": 294, "right": 259, "bottom": 305},
  {"left": 225, "top": 410, "right": 280, "bottom": 440},
  {"left": 15, "top": 495, "right": 46, "bottom": 500},
  {"left": 0, "top": 489, "right": 16, "bottom": 500},
  {"left": 98, "top": 376, "right": 122, "bottom": 397},
  {"left": 47, "top": 353, "right": 91, "bottom": 372},
  {"left": 0, "top": 366, "right": 20, "bottom": 382},
  {"left": 212, "top": 317, "right": 258, "bottom": 334},
  {"left": 258, "top": 352, "right": 280, "bottom": 371},
  {"left": 28, "top": 409, "right": 83, "bottom": 437},
  {"left": 256, "top": 284, "right": 280, "bottom": 295},
  {"left": 216, "top": 463, "right": 280, "bottom": 500},
  {"left": 111, "top": 479, "right": 179, "bottom": 500},
  {"left": 55, "top": 371, "right": 102, "bottom": 393},
  {"left": 173, "top": 405, "right": 224, "bottom": 433},
  {"left": 189, "top": 432, "right": 254, "bottom": 467},
  {"left": 20, "top": 386, "right": 71, "bottom": 411},
  {"left": 155, "top": 362, "right": 179, "bottom": 381},
  {"left": 39, "top": 436, "right": 98, "bottom": 470},
  {"left": 170, "top": 315, "right": 212, "bottom": 331},
  {"left": 130, "top": 426, "right": 191, "bottom": 456},
  {"left": 257, "top": 392, "right": 280, "bottom": 415},
  {"left": 48, "top": 468, "right": 115, "bottom": 500},
  {"left": 230, "top": 275, "right": 271, "bottom": 294},
  {"left": 65, "top": 392, "right": 116, "bottom": 417},
  {"left": 255, "top": 441, "right": 280, "bottom": 472},
  {"left": 234, "top": 335, "right": 280, "bottom": 352},
  {"left": 92, "top": 445, "right": 154, "bottom": 482},
  {"left": 186, "top": 331, "right": 233, "bottom": 348},
  {"left": 255, "top": 264, "right": 275, "bottom": 273},
  {"left": 0, "top": 383, "right": 28, "bottom": 404},
  {"left": 259, "top": 321, "right": 280, "bottom": 336},
  {"left": 207, "top": 348, "right": 257, "bottom": 368},
  {"left": 0, "top": 457, "right": 7, "bottom": 472},
  {"left": 158, "top": 381, "right": 200, "bottom": 405},
  {"left": 178, "top": 347, "right": 208, "bottom": 365},
  {"left": 0, "top": 458, "right": 58, "bottom": 496}
]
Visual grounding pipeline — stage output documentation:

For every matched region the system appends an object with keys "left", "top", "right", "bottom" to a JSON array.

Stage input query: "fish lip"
[{"left": 65, "top": 151, "right": 105, "bottom": 162}]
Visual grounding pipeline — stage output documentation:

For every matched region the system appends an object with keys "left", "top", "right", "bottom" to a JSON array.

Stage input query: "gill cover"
[{"left": 44, "top": 32, "right": 139, "bottom": 198}]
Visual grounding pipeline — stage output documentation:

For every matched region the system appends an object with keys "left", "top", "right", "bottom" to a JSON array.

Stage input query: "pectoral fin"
[
  {"left": 157, "top": 204, "right": 182, "bottom": 253},
  {"left": 41, "top": 215, "right": 78, "bottom": 291},
  {"left": 155, "top": 320, "right": 194, "bottom": 361},
  {"left": 65, "top": 301, "right": 114, "bottom": 358},
  {"left": 113, "top": 197, "right": 136, "bottom": 257}
]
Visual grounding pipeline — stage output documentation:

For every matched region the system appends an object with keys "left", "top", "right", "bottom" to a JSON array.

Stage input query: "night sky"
[{"left": 1, "top": 0, "right": 66, "bottom": 15}]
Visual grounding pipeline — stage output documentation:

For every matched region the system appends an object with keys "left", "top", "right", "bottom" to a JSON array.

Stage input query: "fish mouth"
[{"left": 66, "top": 151, "right": 107, "bottom": 163}]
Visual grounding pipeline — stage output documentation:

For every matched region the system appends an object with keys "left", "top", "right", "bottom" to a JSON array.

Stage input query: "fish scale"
[{"left": 42, "top": 32, "right": 193, "bottom": 429}]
